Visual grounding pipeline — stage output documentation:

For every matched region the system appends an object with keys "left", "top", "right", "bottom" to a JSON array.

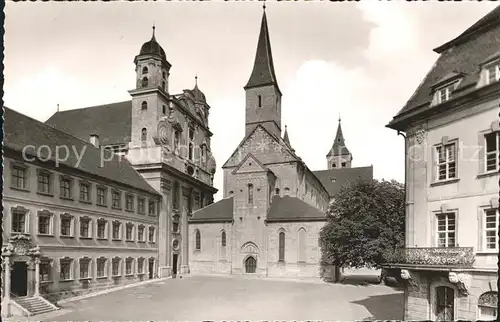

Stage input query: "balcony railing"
[{"left": 384, "top": 247, "right": 475, "bottom": 267}]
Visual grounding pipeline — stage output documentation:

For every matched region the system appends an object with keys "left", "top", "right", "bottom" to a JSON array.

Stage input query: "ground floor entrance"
[
  {"left": 11, "top": 261, "right": 28, "bottom": 297},
  {"left": 148, "top": 258, "right": 154, "bottom": 279},
  {"left": 172, "top": 254, "right": 178, "bottom": 276},
  {"left": 245, "top": 257, "right": 256, "bottom": 274}
]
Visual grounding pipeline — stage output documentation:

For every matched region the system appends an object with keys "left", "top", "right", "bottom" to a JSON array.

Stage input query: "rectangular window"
[
  {"left": 126, "top": 224, "right": 133, "bottom": 241},
  {"left": 60, "top": 260, "right": 72, "bottom": 280},
  {"left": 148, "top": 227, "right": 155, "bottom": 243},
  {"left": 112, "top": 259, "right": 120, "bottom": 276},
  {"left": 484, "top": 209, "right": 499, "bottom": 251},
  {"left": 126, "top": 194, "right": 134, "bottom": 211},
  {"left": 37, "top": 171, "right": 51, "bottom": 194},
  {"left": 12, "top": 211, "right": 26, "bottom": 234},
  {"left": 126, "top": 258, "right": 133, "bottom": 275},
  {"left": 97, "top": 187, "right": 106, "bottom": 206},
  {"left": 11, "top": 166, "right": 27, "bottom": 189},
  {"left": 485, "top": 132, "right": 500, "bottom": 172},
  {"left": 138, "top": 226, "right": 145, "bottom": 242},
  {"left": 112, "top": 190, "right": 121, "bottom": 209},
  {"left": 79, "top": 260, "right": 90, "bottom": 278},
  {"left": 138, "top": 197, "right": 145, "bottom": 214},
  {"left": 97, "top": 258, "right": 106, "bottom": 277},
  {"left": 436, "top": 213, "right": 456, "bottom": 247},
  {"left": 112, "top": 222, "right": 121, "bottom": 240},
  {"left": 40, "top": 262, "right": 51, "bottom": 281},
  {"left": 60, "top": 216, "right": 72, "bottom": 237},
  {"left": 38, "top": 214, "right": 51, "bottom": 235},
  {"left": 80, "top": 218, "right": 90, "bottom": 238},
  {"left": 436, "top": 143, "right": 457, "bottom": 181},
  {"left": 80, "top": 182, "right": 90, "bottom": 202},
  {"left": 148, "top": 200, "right": 156, "bottom": 216},
  {"left": 97, "top": 220, "right": 107, "bottom": 239},
  {"left": 60, "top": 177, "right": 72, "bottom": 199},
  {"left": 248, "top": 184, "right": 254, "bottom": 204}
]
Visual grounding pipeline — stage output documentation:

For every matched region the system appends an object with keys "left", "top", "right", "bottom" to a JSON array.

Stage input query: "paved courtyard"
[{"left": 36, "top": 275, "right": 402, "bottom": 321}]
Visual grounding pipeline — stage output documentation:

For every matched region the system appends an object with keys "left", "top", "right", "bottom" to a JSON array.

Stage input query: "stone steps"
[{"left": 14, "top": 296, "right": 58, "bottom": 316}]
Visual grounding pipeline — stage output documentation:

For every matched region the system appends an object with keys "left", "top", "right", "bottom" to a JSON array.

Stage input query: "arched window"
[
  {"left": 162, "top": 105, "right": 166, "bottom": 114},
  {"left": 174, "top": 130, "right": 180, "bottom": 151},
  {"left": 195, "top": 229, "right": 201, "bottom": 250},
  {"left": 189, "top": 143, "right": 194, "bottom": 161},
  {"left": 162, "top": 81, "right": 166, "bottom": 90},
  {"left": 278, "top": 231, "right": 285, "bottom": 262},
  {"left": 275, "top": 188, "right": 280, "bottom": 195},
  {"left": 258, "top": 95, "right": 262, "bottom": 108},
  {"left": 142, "top": 67, "right": 148, "bottom": 74},
  {"left": 162, "top": 71, "right": 166, "bottom": 79},
  {"left": 141, "top": 128, "right": 147, "bottom": 142},
  {"left": 248, "top": 184, "right": 254, "bottom": 204},
  {"left": 221, "top": 231, "right": 226, "bottom": 247},
  {"left": 141, "top": 101, "right": 148, "bottom": 110},
  {"left": 142, "top": 77, "right": 148, "bottom": 88},
  {"left": 332, "top": 163, "right": 336, "bottom": 168},
  {"left": 298, "top": 228, "right": 306, "bottom": 263},
  {"left": 478, "top": 291, "right": 497, "bottom": 321}
]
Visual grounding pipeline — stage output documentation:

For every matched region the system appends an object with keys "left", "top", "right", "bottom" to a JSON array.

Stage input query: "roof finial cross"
[
  {"left": 152, "top": 22, "right": 156, "bottom": 39},
  {"left": 57, "top": 103, "right": 60, "bottom": 113},
  {"left": 195, "top": 74, "right": 198, "bottom": 87},
  {"left": 263, "top": 0, "right": 266, "bottom": 11},
  {"left": 338, "top": 113, "right": 341, "bottom": 123}
]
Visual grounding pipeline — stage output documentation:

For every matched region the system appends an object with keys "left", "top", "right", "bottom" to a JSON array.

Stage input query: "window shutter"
[{"left": 478, "top": 132, "right": 486, "bottom": 174}]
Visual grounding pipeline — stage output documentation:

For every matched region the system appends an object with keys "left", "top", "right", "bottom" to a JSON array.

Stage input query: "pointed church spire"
[
  {"left": 283, "top": 125, "right": 290, "bottom": 146},
  {"left": 327, "top": 117, "right": 350, "bottom": 157},
  {"left": 244, "top": 6, "right": 279, "bottom": 91}
]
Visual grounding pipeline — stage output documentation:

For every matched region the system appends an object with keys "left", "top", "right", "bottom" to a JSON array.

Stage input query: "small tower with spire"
[
  {"left": 244, "top": 5, "right": 282, "bottom": 138},
  {"left": 327, "top": 116, "right": 352, "bottom": 169},
  {"left": 129, "top": 25, "right": 172, "bottom": 148}
]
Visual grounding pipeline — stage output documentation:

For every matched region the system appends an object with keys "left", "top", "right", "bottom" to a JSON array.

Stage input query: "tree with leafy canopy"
[{"left": 319, "top": 179, "right": 405, "bottom": 276}]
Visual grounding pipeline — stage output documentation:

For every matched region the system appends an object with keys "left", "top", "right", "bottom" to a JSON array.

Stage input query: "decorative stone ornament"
[
  {"left": 400, "top": 269, "right": 418, "bottom": 288},
  {"left": 448, "top": 272, "right": 470, "bottom": 296},
  {"left": 415, "top": 129, "right": 426, "bottom": 145}
]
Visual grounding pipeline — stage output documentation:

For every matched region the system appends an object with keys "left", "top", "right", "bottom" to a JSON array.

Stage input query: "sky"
[{"left": 4, "top": 1, "right": 498, "bottom": 201}]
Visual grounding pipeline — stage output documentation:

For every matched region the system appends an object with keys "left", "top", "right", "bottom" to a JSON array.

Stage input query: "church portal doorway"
[
  {"left": 11, "top": 261, "right": 28, "bottom": 296},
  {"left": 245, "top": 256, "right": 256, "bottom": 274}
]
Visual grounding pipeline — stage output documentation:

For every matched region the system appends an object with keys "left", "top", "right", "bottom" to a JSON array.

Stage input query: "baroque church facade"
[
  {"left": 189, "top": 8, "right": 373, "bottom": 278},
  {"left": 45, "top": 26, "right": 218, "bottom": 279}
]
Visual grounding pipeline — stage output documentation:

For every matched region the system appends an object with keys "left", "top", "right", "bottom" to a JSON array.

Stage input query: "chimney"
[{"left": 90, "top": 134, "right": 100, "bottom": 148}]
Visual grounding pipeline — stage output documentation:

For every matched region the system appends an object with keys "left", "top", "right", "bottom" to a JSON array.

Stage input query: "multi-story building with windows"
[
  {"left": 385, "top": 6, "right": 500, "bottom": 321},
  {"left": 2, "top": 25, "right": 218, "bottom": 317}
]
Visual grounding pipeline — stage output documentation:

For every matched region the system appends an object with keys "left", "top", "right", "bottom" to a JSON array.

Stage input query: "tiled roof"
[
  {"left": 45, "top": 101, "right": 132, "bottom": 146},
  {"left": 327, "top": 119, "right": 350, "bottom": 157},
  {"left": 388, "top": 5, "right": 500, "bottom": 130},
  {"left": 267, "top": 195, "right": 325, "bottom": 222},
  {"left": 244, "top": 10, "right": 280, "bottom": 92},
  {"left": 189, "top": 197, "right": 234, "bottom": 223},
  {"left": 313, "top": 166, "right": 373, "bottom": 198},
  {"left": 5, "top": 107, "right": 159, "bottom": 195}
]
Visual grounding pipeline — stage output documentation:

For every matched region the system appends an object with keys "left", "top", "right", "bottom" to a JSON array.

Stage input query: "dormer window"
[
  {"left": 433, "top": 82, "right": 457, "bottom": 105},
  {"left": 485, "top": 62, "right": 500, "bottom": 85}
]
